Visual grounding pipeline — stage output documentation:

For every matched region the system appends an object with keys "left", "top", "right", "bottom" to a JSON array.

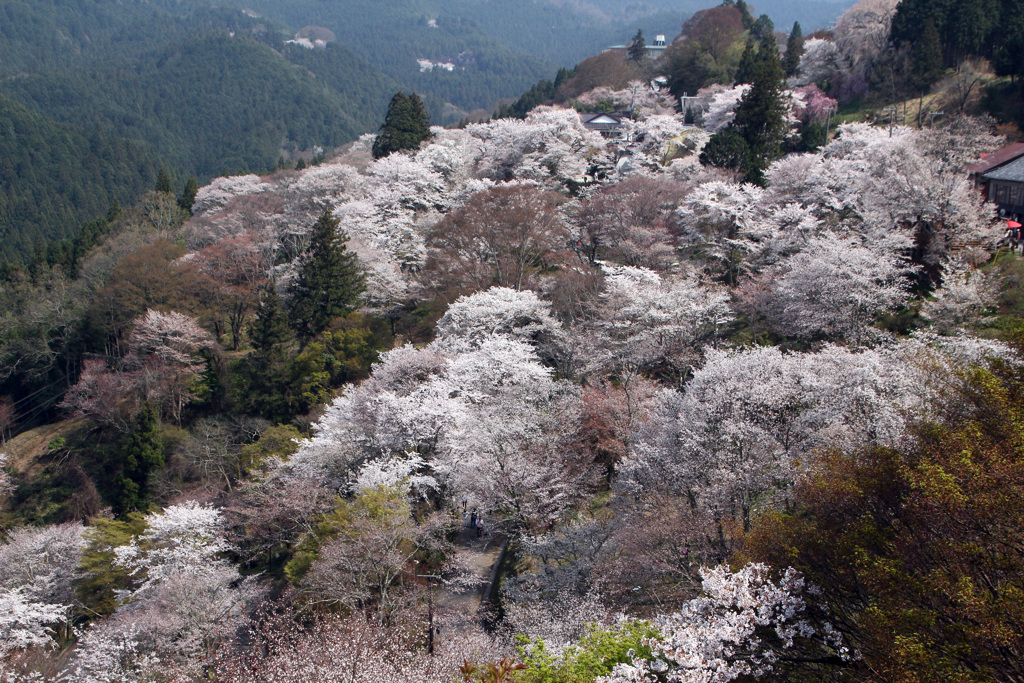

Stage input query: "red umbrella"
[{"left": 1009, "top": 220, "right": 1023, "bottom": 228}]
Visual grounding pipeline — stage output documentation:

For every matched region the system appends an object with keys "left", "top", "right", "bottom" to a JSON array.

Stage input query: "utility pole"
[{"left": 416, "top": 574, "right": 441, "bottom": 656}]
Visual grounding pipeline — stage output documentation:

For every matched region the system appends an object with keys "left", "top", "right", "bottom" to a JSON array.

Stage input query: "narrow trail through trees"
[{"left": 436, "top": 517, "right": 505, "bottom": 635}]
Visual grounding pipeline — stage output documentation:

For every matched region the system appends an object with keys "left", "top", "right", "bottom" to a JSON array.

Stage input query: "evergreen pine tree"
[
  {"left": 912, "top": 19, "right": 944, "bottom": 90},
  {"left": 699, "top": 126, "right": 751, "bottom": 171},
  {"left": 114, "top": 404, "right": 163, "bottom": 516},
  {"left": 288, "top": 208, "right": 365, "bottom": 342},
  {"left": 178, "top": 176, "right": 199, "bottom": 213},
  {"left": 751, "top": 15, "right": 775, "bottom": 44},
  {"left": 251, "top": 286, "right": 292, "bottom": 359},
  {"left": 628, "top": 29, "right": 648, "bottom": 62},
  {"left": 731, "top": 39, "right": 787, "bottom": 185},
  {"left": 783, "top": 22, "right": 804, "bottom": 76},
  {"left": 735, "top": 0, "right": 755, "bottom": 29},
  {"left": 155, "top": 167, "right": 174, "bottom": 194},
  {"left": 106, "top": 200, "right": 122, "bottom": 223},
  {"left": 237, "top": 286, "right": 294, "bottom": 420},
  {"left": 372, "top": 92, "right": 432, "bottom": 159},
  {"left": 735, "top": 40, "right": 758, "bottom": 84}
]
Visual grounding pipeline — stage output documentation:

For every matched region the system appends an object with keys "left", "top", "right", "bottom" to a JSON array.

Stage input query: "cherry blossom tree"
[
  {"left": 571, "top": 176, "right": 688, "bottom": 270},
  {"left": 599, "top": 564, "right": 850, "bottom": 683},
  {"left": 91, "top": 502, "right": 261, "bottom": 668},
  {"left": 0, "top": 588, "right": 69, "bottom": 657},
  {"left": 64, "top": 621, "right": 163, "bottom": 683},
  {"left": 586, "top": 265, "right": 733, "bottom": 385},
  {"left": 300, "top": 485, "right": 452, "bottom": 622},
  {"left": 0, "top": 523, "right": 84, "bottom": 659},
  {"left": 0, "top": 453, "right": 13, "bottom": 503},
  {"left": 702, "top": 85, "right": 751, "bottom": 133},
  {"left": 741, "top": 231, "right": 911, "bottom": 343},
  {"left": 467, "top": 107, "right": 605, "bottom": 185},
  {"left": 435, "top": 287, "right": 564, "bottom": 352},
  {"left": 222, "top": 475, "right": 333, "bottom": 568},
  {"left": 618, "top": 344, "right": 918, "bottom": 531},
  {"left": 61, "top": 310, "right": 216, "bottom": 429},
  {"left": 191, "top": 174, "right": 272, "bottom": 215},
  {"left": 58, "top": 359, "right": 142, "bottom": 433},
  {"left": 920, "top": 269, "right": 995, "bottom": 334},
  {"left": 189, "top": 231, "right": 274, "bottom": 348},
  {"left": 425, "top": 184, "right": 571, "bottom": 293},
  {"left": 213, "top": 608, "right": 503, "bottom": 683},
  {"left": 792, "top": 38, "right": 842, "bottom": 87},
  {"left": 831, "top": 0, "right": 899, "bottom": 87},
  {"left": 289, "top": 334, "right": 590, "bottom": 536}
]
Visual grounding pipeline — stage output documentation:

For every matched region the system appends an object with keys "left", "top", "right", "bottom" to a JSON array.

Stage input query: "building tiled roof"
[
  {"left": 967, "top": 142, "right": 1024, "bottom": 175},
  {"left": 983, "top": 155, "right": 1024, "bottom": 182},
  {"left": 580, "top": 112, "right": 626, "bottom": 131}
]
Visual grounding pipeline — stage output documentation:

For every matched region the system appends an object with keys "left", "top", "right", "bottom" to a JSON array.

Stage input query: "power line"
[{"left": 4, "top": 375, "right": 69, "bottom": 410}]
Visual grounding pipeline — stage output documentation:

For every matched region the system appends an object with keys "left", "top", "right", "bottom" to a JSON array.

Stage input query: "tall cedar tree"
[
  {"left": 735, "top": 0, "right": 755, "bottom": 28},
  {"left": 178, "top": 176, "right": 199, "bottom": 213},
  {"left": 782, "top": 22, "right": 803, "bottom": 76},
  {"left": 371, "top": 92, "right": 431, "bottom": 159},
  {"left": 731, "top": 36, "right": 787, "bottom": 185},
  {"left": 238, "top": 286, "right": 293, "bottom": 420},
  {"left": 288, "top": 209, "right": 365, "bottom": 343},
  {"left": 735, "top": 39, "right": 758, "bottom": 84},
  {"left": 912, "top": 19, "right": 944, "bottom": 90},
  {"left": 750, "top": 14, "right": 774, "bottom": 43},
  {"left": 251, "top": 286, "right": 292, "bottom": 359},
  {"left": 155, "top": 167, "right": 174, "bottom": 194},
  {"left": 113, "top": 403, "right": 163, "bottom": 517},
  {"left": 628, "top": 29, "right": 647, "bottom": 62}
]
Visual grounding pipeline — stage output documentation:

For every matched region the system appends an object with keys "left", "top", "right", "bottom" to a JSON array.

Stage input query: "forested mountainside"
[
  {"left": 5, "top": 0, "right": 1024, "bottom": 679},
  {"left": 0, "top": 0, "right": 860, "bottom": 265},
  {"left": 0, "top": 93, "right": 158, "bottom": 261}
]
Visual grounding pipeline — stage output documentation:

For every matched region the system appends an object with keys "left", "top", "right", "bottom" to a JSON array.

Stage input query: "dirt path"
[{"left": 435, "top": 515, "right": 506, "bottom": 631}]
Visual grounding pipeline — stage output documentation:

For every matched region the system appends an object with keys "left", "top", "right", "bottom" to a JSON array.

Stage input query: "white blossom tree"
[
  {"left": 96, "top": 502, "right": 260, "bottom": 666},
  {"left": 742, "top": 231, "right": 911, "bottom": 343},
  {"left": 434, "top": 287, "right": 566, "bottom": 364},
  {"left": 618, "top": 344, "right": 918, "bottom": 530},
  {"left": 585, "top": 265, "right": 733, "bottom": 385},
  {"left": 599, "top": 564, "right": 849, "bottom": 683}
]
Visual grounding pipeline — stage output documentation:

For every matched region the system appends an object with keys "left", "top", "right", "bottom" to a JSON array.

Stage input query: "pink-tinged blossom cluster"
[{"left": 60, "top": 310, "right": 215, "bottom": 428}]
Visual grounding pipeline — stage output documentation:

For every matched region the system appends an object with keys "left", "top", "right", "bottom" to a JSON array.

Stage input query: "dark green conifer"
[
  {"left": 732, "top": 38, "right": 787, "bottom": 185},
  {"left": 251, "top": 286, "right": 292, "bottom": 359},
  {"left": 912, "top": 19, "right": 944, "bottom": 90},
  {"left": 288, "top": 208, "right": 365, "bottom": 342},
  {"left": 372, "top": 92, "right": 432, "bottom": 159},
  {"left": 628, "top": 29, "right": 648, "bottom": 62},
  {"left": 735, "top": 40, "right": 758, "bottom": 84},
  {"left": 106, "top": 200, "right": 123, "bottom": 223},
  {"left": 751, "top": 14, "right": 775, "bottom": 43},
  {"left": 155, "top": 167, "right": 174, "bottom": 194},
  {"left": 706, "top": 38, "right": 786, "bottom": 186},
  {"left": 178, "top": 177, "right": 199, "bottom": 213},
  {"left": 114, "top": 404, "right": 163, "bottom": 516},
  {"left": 699, "top": 126, "right": 751, "bottom": 171},
  {"left": 735, "top": 0, "right": 755, "bottom": 28},
  {"left": 237, "top": 286, "right": 294, "bottom": 419},
  {"left": 783, "top": 22, "right": 803, "bottom": 76}
]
